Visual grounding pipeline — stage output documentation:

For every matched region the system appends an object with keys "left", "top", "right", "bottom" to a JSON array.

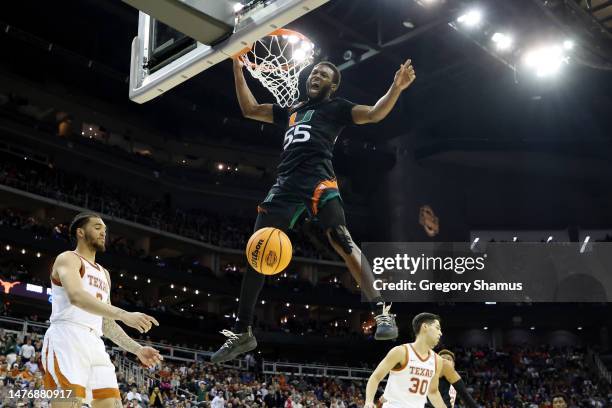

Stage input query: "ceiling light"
[
  {"left": 492, "top": 32, "right": 513, "bottom": 51},
  {"left": 457, "top": 10, "right": 482, "bottom": 27}
]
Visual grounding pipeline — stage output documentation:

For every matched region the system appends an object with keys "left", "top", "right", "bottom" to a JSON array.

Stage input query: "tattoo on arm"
[{"left": 102, "top": 317, "right": 142, "bottom": 355}]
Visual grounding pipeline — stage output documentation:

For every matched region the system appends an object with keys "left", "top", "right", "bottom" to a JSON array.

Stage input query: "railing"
[
  {"left": 0, "top": 316, "right": 375, "bottom": 382},
  {"left": 0, "top": 316, "right": 248, "bottom": 368},
  {"left": 591, "top": 351, "right": 612, "bottom": 385},
  {"left": 109, "top": 344, "right": 250, "bottom": 370},
  {"left": 110, "top": 349, "right": 203, "bottom": 401},
  {"left": 0, "top": 316, "right": 24, "bottom": 338},
  {"left": 0, "top": 316, "right": 49, "bottom": 338},
  {"left": 111, "top": 349, "right": 146, "bottom": 388},
  {"left": 112, "top": 351, "right": 198, "bottom": 400},
  {"left": 262, "top": 361, "right": 374, "bottom": 381}
]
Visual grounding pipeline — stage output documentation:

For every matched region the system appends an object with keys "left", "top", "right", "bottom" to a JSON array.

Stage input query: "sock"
[
  {"left": 233, "top": 211, "right": 285, "bottom": 333},
  {"left": 234, "top": 265, "right": 265, "bottom": 333}
]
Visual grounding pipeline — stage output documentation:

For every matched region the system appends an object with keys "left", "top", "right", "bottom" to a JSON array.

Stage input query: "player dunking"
[
  {"left": 42, "top": 212, "right": 162, "bottom": 407},
  {"left": 365, "top": 313, "right": 479, "bottom": 408},
  {"left": 211, "top": 55, "right": 416, "bottom": 363}
]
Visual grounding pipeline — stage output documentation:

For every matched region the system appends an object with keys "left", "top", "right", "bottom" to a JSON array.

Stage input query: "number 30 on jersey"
[{"left": 283, "top": 124, "right": 311, "bottom": 150}]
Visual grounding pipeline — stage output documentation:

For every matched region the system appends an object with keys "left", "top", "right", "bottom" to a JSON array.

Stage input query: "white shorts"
[{"left": 42, "top": 323, "right": 119, "bottom": 400}]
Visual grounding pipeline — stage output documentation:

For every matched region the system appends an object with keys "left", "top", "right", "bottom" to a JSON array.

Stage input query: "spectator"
[
  {"left": 3, "top": 335, "right": 18, "bottom": 367},
  {"left": 126, "top": 384, "right": 144, "bottom": 404},
  {"left": 211, "top": 392, "right": 225, "bottom": 408},
  {"left": 196, "top": 381, "right": 208, "bottom": 403},
  {"left": 284, "top": 395, "right": 293, "bottom": 408},
  {"left": 24, "top": 357, "right": 39, "bottom": 374},
  {"left": 0, "top": 355, "right": 8, "bottom": 377},
  {"left": 149, "top": 386, "right": 164, "bottom": 408},
  {"left": 264, "top": 388, "right": 275, "bottom": 408},
  {"left": 19, "top": 338, "right": 35, "bottom": 360}
]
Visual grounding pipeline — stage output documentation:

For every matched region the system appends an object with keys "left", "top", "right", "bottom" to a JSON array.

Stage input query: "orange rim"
[
  {"left": 232, "top": 28, "right": 313, "bottom": 60},
  {"left": 269, "top": 28, "right": 312, "bottom": 43},
  {"left": 243, "top": 60, "right": 294, "bottom": 73}
]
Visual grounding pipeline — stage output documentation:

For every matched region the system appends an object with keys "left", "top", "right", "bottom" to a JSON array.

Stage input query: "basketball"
[{"left": 246, "top": 227, "right": 292, "bottom": 275}]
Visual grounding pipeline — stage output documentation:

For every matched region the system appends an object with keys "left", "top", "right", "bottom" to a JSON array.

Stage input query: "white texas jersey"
[
  {"left": 50, "top": 251, "right": 110, "bottom": 336},
  {"left": 383, "top": 343, "right": 437, "bottom": 408}
]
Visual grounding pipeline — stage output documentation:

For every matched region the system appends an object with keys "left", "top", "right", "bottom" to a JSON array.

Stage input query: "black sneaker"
[
  {"left": 210, "top": 327, "right": 257, "bottom": 364},
  {"left": 374, "top": 303, "right": 398, "bottom": 340}
]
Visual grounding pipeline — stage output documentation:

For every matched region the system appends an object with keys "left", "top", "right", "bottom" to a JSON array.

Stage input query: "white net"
[{"left": 240, "top": 30, "right": 315, "bottom": 107}]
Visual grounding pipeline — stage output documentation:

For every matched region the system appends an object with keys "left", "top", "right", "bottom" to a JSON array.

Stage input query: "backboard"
[{"left": 124, "top": 0, "right": 329, "bottom": 104}]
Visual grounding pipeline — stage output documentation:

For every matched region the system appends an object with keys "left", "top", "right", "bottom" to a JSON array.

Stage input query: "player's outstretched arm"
[
  {"left": 351, "top": 58, "right": 416, "bottom": 125},
  {"left": 233, "top": 57, "right": 274, "bottom": 123},
  {"left": 102, "top": 319, "right": 162, "bottom": 368},
  {"left": 364, "top": 345, "right": 405, "bottom": 408},
  {"left": 441, "top": 359, "right": 479, "bottom": 408}
]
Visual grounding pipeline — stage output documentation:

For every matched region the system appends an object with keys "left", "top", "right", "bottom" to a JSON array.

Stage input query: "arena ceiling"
[{"left": 1, "top": 0, "right": 612, "bottom": 170}]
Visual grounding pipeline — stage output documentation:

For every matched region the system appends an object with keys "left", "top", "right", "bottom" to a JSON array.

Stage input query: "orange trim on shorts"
[
  {"left": 92, "top": 388, "right": 121, "bottom": 400},
  {"left": 43, "top": 370, "right": 57, "bottom": 389},
  {"left": 42, "top": 346, "right": 58, "bottom": 390},
  {"left": 53, "top": 354, "right": 86, "bottom": 398},
  {"left": 391, "top": 344, "right": 409, "bottom": 371},
  {"left": 311, "top": 178, "right": 338, "bottom": 215}
]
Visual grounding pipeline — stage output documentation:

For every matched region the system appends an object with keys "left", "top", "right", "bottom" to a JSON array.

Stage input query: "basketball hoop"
[{"left": 238, "top": 28, "right": 315, "bottom": 107}]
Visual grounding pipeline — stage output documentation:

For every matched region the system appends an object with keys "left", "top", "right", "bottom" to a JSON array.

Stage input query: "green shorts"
[{"left": 257, "top": 173, "right": 342, "bottom": 229}]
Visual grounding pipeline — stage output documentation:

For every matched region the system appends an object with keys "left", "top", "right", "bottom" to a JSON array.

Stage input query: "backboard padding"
[{"left": 126, "top": 0, "right": 330, "bottom": 103}]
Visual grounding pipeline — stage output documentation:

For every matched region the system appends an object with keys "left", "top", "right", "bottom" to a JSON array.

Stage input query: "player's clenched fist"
[{"left": 120, "top": 311, "right": 159, "bottom": 333}]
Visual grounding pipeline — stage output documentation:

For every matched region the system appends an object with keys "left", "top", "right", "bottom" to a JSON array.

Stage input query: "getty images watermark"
[
  {"left": 370, "top": 252, "right": 522, "bottom": 293},
  {"left": 361, "top": 242, "right": 612, "bottom": 302}
]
